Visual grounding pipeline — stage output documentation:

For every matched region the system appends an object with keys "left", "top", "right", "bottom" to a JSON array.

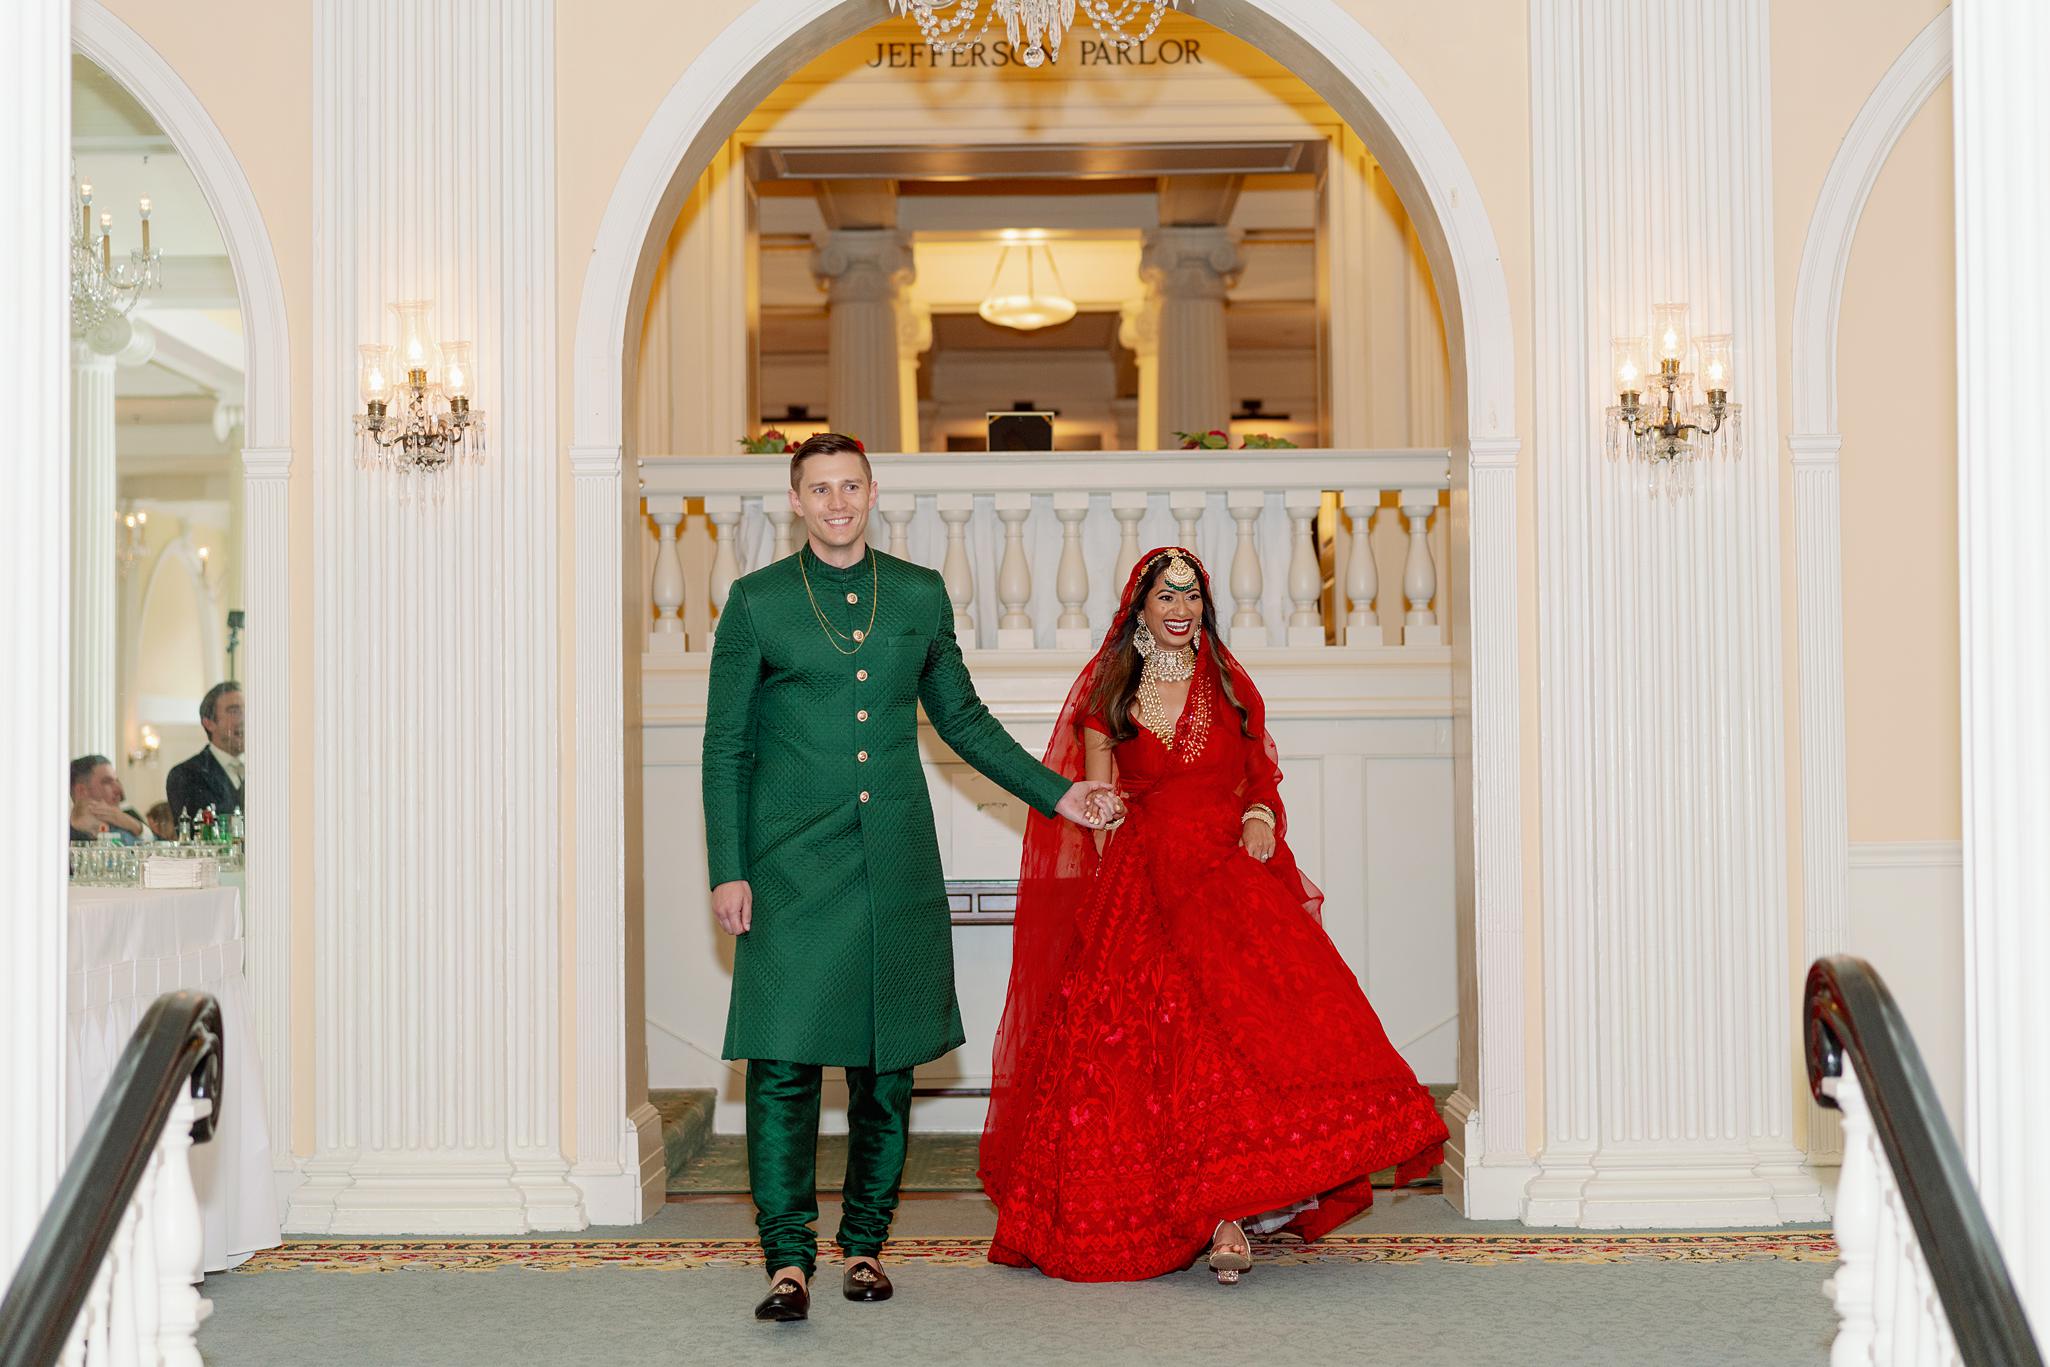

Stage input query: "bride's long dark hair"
[{"left": 1084, "top": 552, "right": 1252, "bottom": 743}]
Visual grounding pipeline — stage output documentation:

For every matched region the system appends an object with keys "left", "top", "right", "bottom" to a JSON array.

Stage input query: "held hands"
[
  {"left": 711, "top": 879, "right": 753, "bottom": 936},
  {"left": 1056, "top": 780, "right": 1124, "bottom": 830},
  {"left": 1241, "top": 818, "right": 1276, "bottom": 863}
]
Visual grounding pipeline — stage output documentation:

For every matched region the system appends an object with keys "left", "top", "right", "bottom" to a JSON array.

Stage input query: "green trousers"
[{"left": 746, "top": 1059, "right": 916, "bottom": 1277}]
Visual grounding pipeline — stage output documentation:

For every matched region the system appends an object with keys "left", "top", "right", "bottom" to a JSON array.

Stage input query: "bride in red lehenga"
[{"left": 980, "top": 546, "right": 1447, "bottom": 1284}]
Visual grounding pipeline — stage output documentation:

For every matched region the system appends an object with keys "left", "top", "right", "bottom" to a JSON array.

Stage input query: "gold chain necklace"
[
  {"left": 799, "top": 546, "right": 880, "bottom": 655},
  {"left": 1135, "top": 638, "right": 1201, "bottom": 748}
]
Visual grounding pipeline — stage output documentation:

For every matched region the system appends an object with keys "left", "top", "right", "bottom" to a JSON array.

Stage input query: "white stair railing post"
[
  {"left": 1284, "top": 488, "right": 1325, "bottom": 647},
  {"left": 1399, "top": 489, "right": 1441, "bottom": 647},
  {"left": 1342, "top": 488, "right": 1382, "bottom": 648},
  {"left": 153, "top": 1090, "right": 211, "bottom": 1367},
  {"left": 706, "top": 494, "right": 745, "bottom": 646},
  {"left": 645, "top": 496, "right": 687, "bottom": 653},
  {"left": 937, "top": 493, "right": 976, "bottom": 637},
  {"left": 879, "top": 493, "right": 915, "bottom": 563},
  {"left": 1170, "top": 490, "right": 1204, "bottom": 554},
  {"left": 1110, "top": 491, "right": 1147, "bottom": 591},
  {"left": 1053, "top": 491, "right": 1091, "bottom": 650},
  {"left": 1226, "top": 489, "right": 1267, "bottom": 647},
  {"left": 995, "top": 492, "right": 1035, "bottom": 649},
  {"left": 765, "top": 506, "right": 796, "bottom": 562}
]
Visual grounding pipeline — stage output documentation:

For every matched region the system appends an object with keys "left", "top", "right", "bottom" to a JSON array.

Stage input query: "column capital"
[
  {"left": 1118, "top": 297, "right": 1160, "bottom": 358},
  {"left": 1140, "top": 225, "right": 1245, "bottom": 301},
  {"left": 896, "top": 301, "right": 933, "bottom": 362},
  {"left": 811, "top": 228, "right": 916, "bottom": 304}
]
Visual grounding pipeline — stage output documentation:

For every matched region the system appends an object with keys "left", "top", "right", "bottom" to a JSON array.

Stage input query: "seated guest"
[
  {"left": 111, "top": 774, "right": 155, "bottom": 843},
  {"left": 166, "top": 681, "right": 245, "bottom": 825},
  {"left": 69, "top": 754, "right": 146, "bottom": 844},
  {"left": 144, "top": 801, "right": 175, "bottom": 842}
]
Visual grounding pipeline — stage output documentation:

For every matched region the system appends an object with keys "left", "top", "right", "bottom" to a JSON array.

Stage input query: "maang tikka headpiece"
[{"left": 1146, "top": 547, "right": 1201, "bottom": 592}]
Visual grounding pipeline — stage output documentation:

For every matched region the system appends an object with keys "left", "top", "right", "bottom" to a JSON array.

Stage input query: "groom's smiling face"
[{"left": 789, "top": 450, "right": 877, "bottom": 554}]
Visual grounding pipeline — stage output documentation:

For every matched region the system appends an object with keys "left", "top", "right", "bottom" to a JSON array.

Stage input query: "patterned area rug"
[{"left": 236, "top": 1230, "right": 1837, "bottom": 1275}]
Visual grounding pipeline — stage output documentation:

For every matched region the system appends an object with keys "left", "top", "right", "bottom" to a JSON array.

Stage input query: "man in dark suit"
[{"left": 165, "top": 681, "right": 245, "bottom": 825}]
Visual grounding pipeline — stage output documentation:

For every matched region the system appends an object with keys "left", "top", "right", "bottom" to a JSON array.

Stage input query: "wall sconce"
[
  {"left": 116, "top": 507, "right": 148, "bottom": 578},
  {"left": 354, "top": 300, "right": 487, "bottom": 476},
  {"left": 127, "top": 724, "right": 161, "bottom": 767},
  {"left": 1606, "top": 302, "right": 1740, "bottom": 496}
]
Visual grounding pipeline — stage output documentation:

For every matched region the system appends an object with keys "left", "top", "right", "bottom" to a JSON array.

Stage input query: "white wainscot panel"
[
  {"left": 1846, "top": 842, "right": 1964, "bottom": 1132},
  {"left": 644, "top": 672, "right": 1455, "bottom": 1133}
]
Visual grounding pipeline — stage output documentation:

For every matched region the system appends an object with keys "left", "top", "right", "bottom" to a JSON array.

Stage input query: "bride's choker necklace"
[{"left": 1139, "top": 640, "right": 1196, "bottom": 684}]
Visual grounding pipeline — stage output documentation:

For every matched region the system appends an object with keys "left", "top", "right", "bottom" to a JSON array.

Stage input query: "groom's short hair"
[{"left": 789, "top": 432, "right": 872, "bottom": 488}]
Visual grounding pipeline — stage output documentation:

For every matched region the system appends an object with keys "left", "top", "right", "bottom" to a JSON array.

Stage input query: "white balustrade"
[
  {"left": 635, "top": 450, "right": 1449, "bottom": 656},
  {"left": 766, "top": 506, "right": 796, "bottom": 562},
  {"left": 1284, "top": 488, "right": 1325, "bottom": 648},
  {"left": 705, "top": 495, "right": 744, "bottom": 645},
  {"left": 1343, "top": 488, "right": 1382, "bottom": 648},
  {"left": 58, "top": 1087, "right": 212, "bottom": 1366},
  {"left": 1227, "top": 489, "right": 1268, "bottom": 647},
  {"left": 994, "top": 492, "right": 1035, "bottom": 650},
  {"left": 645, "top": 497, "right": 687, "bottom": 653},
  {"left": 1400, "top": 488, "right": 1442, "bottom": 647},
  {"left": 1053, "top": 491, "right": 1092, "bottom": 651},
  {"left": 1825, "top": 1061, "right": 1960, "bottom": 1367},
  {"left": 937, "top": 493, "right": 977, "bottom": 636}
]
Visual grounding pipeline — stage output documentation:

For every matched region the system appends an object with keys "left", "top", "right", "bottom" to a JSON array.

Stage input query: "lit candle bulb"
[
  {"left": 138, "top": 196, "right": 151, "bottom": 255},
  {"left": 79, "top": 181, "right": 93, "bottom": 241},
  {"left": 100, "top": 212, "right": 113, "bottom": 271}
]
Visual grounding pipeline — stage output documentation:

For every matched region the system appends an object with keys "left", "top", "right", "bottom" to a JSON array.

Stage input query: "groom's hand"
[
  {"left": 1056, "top": 780, "right": 1120, "bottom": 829},
  {"left": 712, "top": 879, "right": 753, "bottom": 935}
]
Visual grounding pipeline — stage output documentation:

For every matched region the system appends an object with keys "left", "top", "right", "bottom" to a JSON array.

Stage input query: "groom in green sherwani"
[{"left": 703, "top": 433, "right": 1115, "bottom": 1323}]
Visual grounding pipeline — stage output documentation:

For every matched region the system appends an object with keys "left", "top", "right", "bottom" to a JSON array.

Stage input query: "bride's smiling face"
[{"left": 1140, "top": 580, "right": 1203, "bottom": 650}]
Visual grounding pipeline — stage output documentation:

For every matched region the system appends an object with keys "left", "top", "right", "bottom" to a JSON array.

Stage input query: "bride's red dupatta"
[{"left": 980, "top": 547, "right": 1323, "bottom": 1195}]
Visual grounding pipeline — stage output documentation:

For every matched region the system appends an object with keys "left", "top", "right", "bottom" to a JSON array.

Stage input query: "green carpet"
[{"left": 197, "top": 1194, "right": 1837, "bottom": 1366}]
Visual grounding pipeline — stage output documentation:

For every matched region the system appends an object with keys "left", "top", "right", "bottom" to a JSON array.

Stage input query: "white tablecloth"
[{"left": 67, "top": 885, "right": 280, "bottom": 1272}]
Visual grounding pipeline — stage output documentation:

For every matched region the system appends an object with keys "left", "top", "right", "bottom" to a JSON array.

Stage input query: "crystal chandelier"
[
  {"left": 70, "top": 168, "right": 161, "bottom": 354},
  {"left": 117, "top": 507, "right": 149, "bottom": 578},
  {"left": 354, "top": 300, "right": 486, "bottom": 478},
  {"left": 889, "top": 0, "right": 1180, "bottom": 67},
  {"left": 1605, "top": 303, "right": 1740, "bottom": 497},
  {"left": 979, "top": 237, "right": 1077, "bottom": 331}
]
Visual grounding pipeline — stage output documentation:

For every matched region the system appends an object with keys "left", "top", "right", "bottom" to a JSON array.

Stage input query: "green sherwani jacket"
[{"left": 703, "top": 544, "right": 1071, "bottom": 1073}]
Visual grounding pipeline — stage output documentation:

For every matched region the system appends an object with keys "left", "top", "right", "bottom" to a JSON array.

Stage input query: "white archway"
[
  {"left": 1788, "top": 7, "right": 1952, "bottom": 1162},
  {"left": 73, "top": 0, "right": 296, "bottom": 1182},
  {"left": 570, "top": 0, "right": 1529, "bottom": 1221}
]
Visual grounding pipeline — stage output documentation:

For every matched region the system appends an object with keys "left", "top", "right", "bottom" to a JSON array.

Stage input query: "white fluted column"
[
  {"left": 1957, "top": 0, "right": 2050, "bottom": 1326},
  {"left": 1118, "top": 299, "right": 1161, "bottom": 450},
  {"left": 295, "top": 0, "right": 581, "bottom": 1236},
  {"left": 0, "top": 0, "right": 69, "bottom": 1281},
  {"left": 72, "top": 342, "right": 118, "bottom": 758},
  {"left": 1140, "top": 227, "right": 1242, "bottom": 445},
  {"left": 812, "top": 229, "right": 914, "bottom": 452},
  {"left": 897, "top": 303, "right": 931, "bottom": 453}
]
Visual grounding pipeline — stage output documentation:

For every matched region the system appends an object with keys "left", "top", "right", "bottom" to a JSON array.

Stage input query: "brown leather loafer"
[
  {"left": 754, "top": 1274, "right": 810, "bottom": 1322},
  {"left": 843, "top": 1260, "right": 894, "bottom": 1302}
]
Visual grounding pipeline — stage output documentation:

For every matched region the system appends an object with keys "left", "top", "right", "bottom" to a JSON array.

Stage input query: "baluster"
[
  {"left": 705, "top": 495, "right": 744, "bottom": 647},
  {"left": 995, "top": 493, "right": 1035, "bottom": 649},
  {"left": 1170, "top": 490, "right": 1204, "bottom": 552},
  {"left": 879, "top": 493, "right": 915, "bottom": 562},
  {"left": 645, "top": 497, "right": 686, "bottom": 653},
  {"left": 1284, "top": 488, "right": 1324, "bottom": 647},
  {"left": 937, "top": 493, "right": 976, "bottom": 637},
  {"left": 1870, "top": 1185, "right": 1902, "bottom": 1364},
  {"left": 154, "top": 1091, "right": 210, "bottom": 1367},
  {"left": 105, "top": 1197, "right": 140, "bottom": 1367},
  {"left": 1342, "top": 489, "right": 1382, "bottom": 648},
  {"left": 1053, "top": 492, "right": 1091, "bottom": 650},
  {"left": 1111, "top": 491, "right": 1146, "bottom": 590},
  {"left": 1826, "top": 1068, "right": 1879, "bottom": 1363},
  {"left": 129, "top": 1153, "right": 161, "bottom": 1362},
  {"left": 1226, "top": 490, "right": 1267, "bottom": 647},
  {"left": 1400, "top": 489, "right": 1442, "bottom": 647},
  {"left": 766, "top": 506, "right": 796, "bottom": 561}
]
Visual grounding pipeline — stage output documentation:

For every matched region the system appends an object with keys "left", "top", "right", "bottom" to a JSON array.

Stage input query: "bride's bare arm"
[{"left": 1083, "top": 727, "right": 1115, "bottom": 855}]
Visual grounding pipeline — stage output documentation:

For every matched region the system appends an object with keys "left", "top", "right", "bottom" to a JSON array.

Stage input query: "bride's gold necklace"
[{"left": 1134, "top": 636, "right": 1202, "bottom": 749}]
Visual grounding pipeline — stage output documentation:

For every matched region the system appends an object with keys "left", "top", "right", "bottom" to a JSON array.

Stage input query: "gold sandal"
[{"left": 1208, "top": 1220, "right": 1252, "bottom": 1285}]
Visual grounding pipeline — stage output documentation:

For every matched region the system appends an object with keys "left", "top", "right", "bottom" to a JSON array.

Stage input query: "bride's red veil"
[{"left": 980, "top": 547, "right": 1323, "bottom": 1193}]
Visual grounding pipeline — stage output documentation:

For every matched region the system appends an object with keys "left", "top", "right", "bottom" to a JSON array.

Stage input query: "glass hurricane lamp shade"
[
  {"left": 390, "top": 300, "right": 438, "bottom": 381},
  {"left": 1697, "top": 333, "right": 1733, "bottom": 398},
  {"left": 1652, "top": 301, "right": 1690, "bottom": 367},
  {"left": 1612, "top": 337, "right": 1647, "bottom": 398},
  {"left": 358, "top": 344, "right": 394, "bottom": 404},
  {"left": 978, "top": 243, "right": 1078, "bottom": 331},
  {"left": 440, "top": 341, "right": 474, "bottom": 399}
]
